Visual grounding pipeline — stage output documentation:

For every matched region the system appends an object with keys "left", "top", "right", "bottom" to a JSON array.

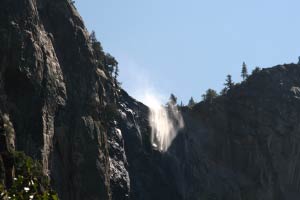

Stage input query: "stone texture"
[
  {"left": 2, "top": 1, "right": 300, "bottom": 200},
  {"left": 0, "top": 0, "right": 110, "bottom": 199},
  {"left": 166, "top": 65, "right": 300, "bottom": 200}
]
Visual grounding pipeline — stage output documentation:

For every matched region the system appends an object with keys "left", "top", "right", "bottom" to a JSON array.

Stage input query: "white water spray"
[
  {"left": 122, "top": 59, "right": 184, "bottom": 152},
  {"left": 143, "top": 93, "right": 184, "bottom": 152}
]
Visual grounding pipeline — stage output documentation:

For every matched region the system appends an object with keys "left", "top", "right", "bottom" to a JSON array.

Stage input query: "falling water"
[{"left": 143, "top": 94, "right": 184, "bottom": 152}]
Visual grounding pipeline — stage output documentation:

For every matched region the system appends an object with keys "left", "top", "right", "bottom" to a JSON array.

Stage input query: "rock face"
[
  {"left": 2, "top": 1, "right": 300, "bottom": 200},
  {"left": 0, "top": 0, "right": 111, "bottom": 199},
  {"left": 165, "top": 65, "right": 300, "bottom": 200}
]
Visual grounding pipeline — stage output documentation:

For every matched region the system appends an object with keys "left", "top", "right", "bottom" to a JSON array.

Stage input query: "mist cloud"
[
  {"left": 143, "top": 93, "right": 184, "bottom": 152},
  {"left": 118, "top": 56, "right": 184, "bottom": 151}
]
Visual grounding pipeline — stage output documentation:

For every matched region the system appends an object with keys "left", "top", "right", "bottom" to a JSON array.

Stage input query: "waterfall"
[{"left": 144, "top": 94, "right": 184, "bottom": 152}]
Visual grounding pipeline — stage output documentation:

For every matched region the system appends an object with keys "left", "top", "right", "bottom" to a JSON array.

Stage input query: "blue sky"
[{"left": 76, "top": 0, "right": 300, "bottom": 104}]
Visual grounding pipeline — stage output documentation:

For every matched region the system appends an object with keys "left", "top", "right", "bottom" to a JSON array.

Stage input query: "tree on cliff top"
[
  {"left": 89, "top": 31, "right": 105, "bottom": 62},
  {"left": 169, "top": 93, "right": 177, "bottom": 105},
  {"left": 252, "top": 66, "right": 261, "bottom": 75},
  {"left": 188, "top": 97, "right": 195, "bottom": 108},
  {"left": 224, "top": 74, "right": 234, "bottom": 89},
  {"left": 90, "top": 31, "right": 120, "bottom": 85},
  {"left": 241, "top": 62, "right": 248, "bottom": 81},
  {"left": 202, "top": 89, "right": 218, "bottom": 104}
]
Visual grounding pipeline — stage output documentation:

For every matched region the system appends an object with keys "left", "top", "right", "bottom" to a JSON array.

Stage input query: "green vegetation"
[
  {"left": 192, "top": 61, "right": 266, "bottom": 105},
  {"left": 224, "top": 74, "right": 234, "bottom": 90},
  {"left": 0, "top": 152, "right": 58, "bottom": 200},
  {"left": 89, "top": 31, "right": 120, "bottom": 86},
  {"left": 202, "top": 89, "right": 218, "bottom": 104},
  {"left": 241, "top": 62, "right": 248, "bottom": 81},
  {"left": 89, "top": 30, "right": 266, "bottom": 110},
  {"left": 168, "top": 93, "right": 177, "bottom": 105},
  {"left": 89, "top": 31, "right": 105, "bottom": 62},
  {"left": 219, "top": 74, "right": 235, "bottom": 96},
  {"left": 252, "top": 67, "right": 261, "bottom": 74},
  {"left": 188, "top": 97, "right": 196, "bottom": 108},
  {"left": 179, "top": 101, "right": 184, "bottom": 107}
]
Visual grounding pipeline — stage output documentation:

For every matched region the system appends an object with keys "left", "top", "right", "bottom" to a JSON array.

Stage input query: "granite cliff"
[{"left": 1, "top": 1, "right": 300, "bottom": 200}]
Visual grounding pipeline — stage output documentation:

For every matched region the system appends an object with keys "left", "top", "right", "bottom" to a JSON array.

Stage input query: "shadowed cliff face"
[
  {"left": 1, "top": 1, "right": 300, "bottom": 200},
  {"left": 114, "top": 64, "right": 300, "bottom": 200},
  {"left": 0, "top": 0, "right": 111, "bottom": 199},
  {"left": 167, "top": 65, "right": 300, "bottom": 200}
]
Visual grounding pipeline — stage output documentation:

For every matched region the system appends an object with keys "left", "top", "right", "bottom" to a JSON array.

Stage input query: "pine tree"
[
  {"left": 180, "top": 101, "right": 184, "bottom": 107},
  {"left": 114, "top": 65, "right": 119, "bottom": 80},
  {"left": 105, "top": 53, "right": 118, "bottom": 76},
  {"left": 89, "top": 31, "right": 104, "bottom": 62},
  {"left": 202, "top": 89, "right": 218, "bottom": 104},
  {"left": 89, "top": 31, "right": 97, "bottom": 44},
  {"left": 241, "top": 62, "right": 248, "bottom": 81},
  {"left": 89, "top": 31, "right": 120, "bottom": 85},
  {"left": 169, "top": 93, "right": 177, "bottom": 105},
  {"left": 224, "top": 74, "right": 234, "bottom": 89},
  {"left": 188, "top": 97, "right": 195, "bottom": 108}
]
